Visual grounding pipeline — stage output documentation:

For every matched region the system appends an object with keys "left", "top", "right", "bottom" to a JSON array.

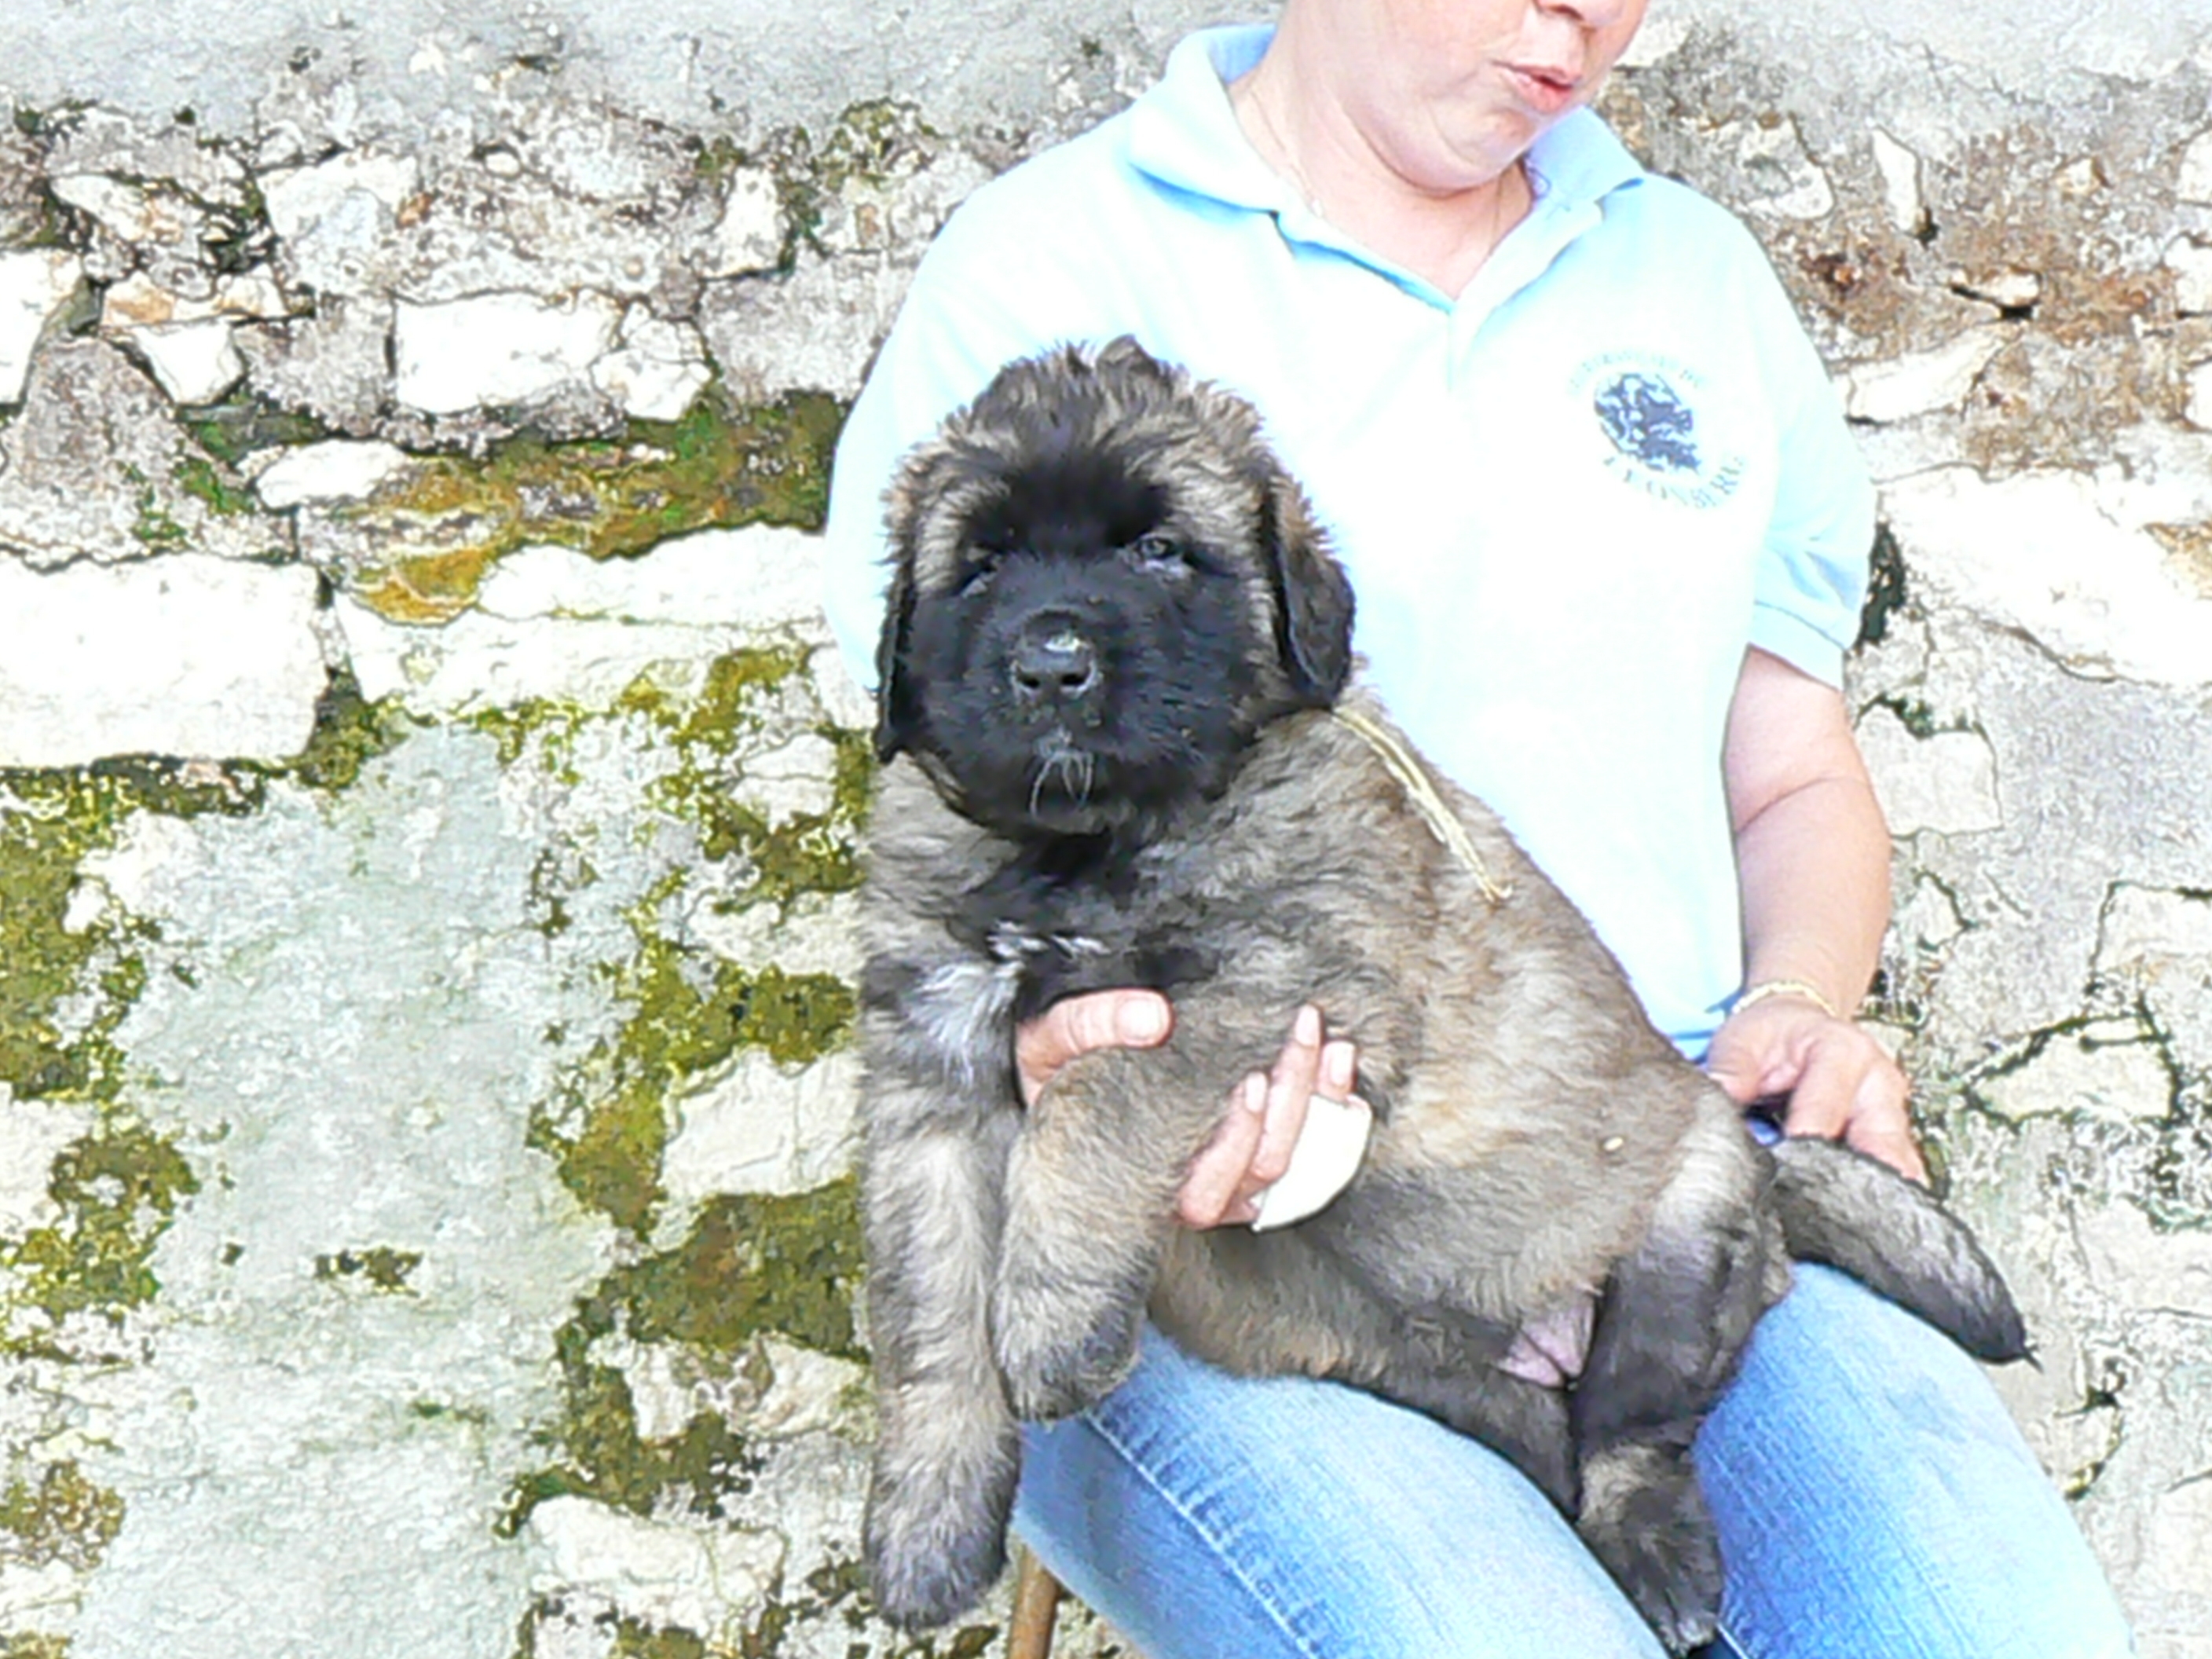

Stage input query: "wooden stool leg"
[{"left": 1008, "top": 1546, "right": 1064, "bottom": 1659}]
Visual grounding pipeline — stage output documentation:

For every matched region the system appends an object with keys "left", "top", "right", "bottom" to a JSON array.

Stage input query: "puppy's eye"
[{"left": 1130, "top": 534, "right": 1189, "bottom": 573}]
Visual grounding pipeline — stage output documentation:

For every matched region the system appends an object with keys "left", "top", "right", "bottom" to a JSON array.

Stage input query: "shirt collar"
[{"left": 1125, "top": 24, "right": 1646, "bottom": 221}]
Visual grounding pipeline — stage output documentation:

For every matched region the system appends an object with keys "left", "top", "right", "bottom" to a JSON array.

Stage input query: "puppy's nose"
[{"left": 1009, "top": 627, "right": 1099, "bottom": 707}]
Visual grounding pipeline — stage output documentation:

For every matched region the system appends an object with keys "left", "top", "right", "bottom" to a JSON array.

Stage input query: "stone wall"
[{"left": 2, "top": 4, "right": 2209, "bottom": 1656}]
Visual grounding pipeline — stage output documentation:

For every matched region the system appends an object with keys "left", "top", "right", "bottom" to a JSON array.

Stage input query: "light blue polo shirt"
[{"left": 822, "top": 25, "right": 1874, "bottom": 1055}]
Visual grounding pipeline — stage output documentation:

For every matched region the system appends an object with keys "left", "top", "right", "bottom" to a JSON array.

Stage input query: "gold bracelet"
[{"left": 1733, "top": 978, "right": 1843, "bottom": 1020}]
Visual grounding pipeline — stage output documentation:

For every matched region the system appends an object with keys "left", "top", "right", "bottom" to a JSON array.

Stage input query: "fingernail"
[
  {"left": 1120, "top": 999, "right": 1168, "bottom": 1043},
  {"left": 1243, "top": 1072, "right": 1268, "bottom": 1113},
  {"left": 1294, "top": 1005, "right": 1322, "bottom": 1048},
  {"left": 1323, "top": 1041, "right": 1354, "bottom": 1094}
]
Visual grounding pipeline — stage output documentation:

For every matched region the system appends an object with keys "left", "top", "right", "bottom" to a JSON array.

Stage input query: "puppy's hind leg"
[
  {"left": 862, "top": 1099, "right": 1024, "bottom": 1628},
  {"left": 1572, "top": 1102, "right": 1787, "bottom": 1654}
]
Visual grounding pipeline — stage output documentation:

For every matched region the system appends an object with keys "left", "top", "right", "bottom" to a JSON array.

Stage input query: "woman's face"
[{"left": 1312, "top": 0, "right": 1650, "bottom": 189}]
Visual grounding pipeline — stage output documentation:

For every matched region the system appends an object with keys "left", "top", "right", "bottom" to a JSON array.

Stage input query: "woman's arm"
[{"left": 1706, "top": 646, "right": 1926, "bottom": 1181}]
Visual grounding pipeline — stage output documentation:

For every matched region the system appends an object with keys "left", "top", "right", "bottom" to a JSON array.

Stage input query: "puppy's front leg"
[
  {"left": 992, "top": 1041, "right": 1214, "bottom": 1422},
  {"left": 861, "top": 1081, "right": 1024, "bottom": 1628}
]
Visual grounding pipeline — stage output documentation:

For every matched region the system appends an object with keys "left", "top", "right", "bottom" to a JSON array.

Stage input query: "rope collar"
[{"left": 1331, "top": 707, "right": 1512, "bottom": 906}]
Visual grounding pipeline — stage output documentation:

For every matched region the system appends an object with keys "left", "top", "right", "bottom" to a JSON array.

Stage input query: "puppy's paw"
[
  {"left": 1576, "top": 1445, "right": 1722, "bottom": 1655},
  {"left": 864, "top": 1511, "right": 1007, "bottom": 1631},
  {"left": 994, "top": 1292, "right": 1142, "bottom": 1422},
  {"left": 862, "top": 1412, "right": 1020, "bottom": 1629}
]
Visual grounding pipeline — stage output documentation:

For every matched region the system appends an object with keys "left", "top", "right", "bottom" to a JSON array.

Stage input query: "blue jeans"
[{"left": 1013, "top": 1265, "right": 2132, "bottom": 1658}]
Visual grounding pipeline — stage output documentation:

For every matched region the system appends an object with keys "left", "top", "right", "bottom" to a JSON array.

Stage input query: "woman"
[{"left": 822, "top": 3, "right": 2133, "bottom": 1654}]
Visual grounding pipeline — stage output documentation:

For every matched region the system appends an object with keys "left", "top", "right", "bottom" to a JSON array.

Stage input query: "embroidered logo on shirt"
[{"left": 1573, "top": 353, "right": 1745, "bottom": 510}]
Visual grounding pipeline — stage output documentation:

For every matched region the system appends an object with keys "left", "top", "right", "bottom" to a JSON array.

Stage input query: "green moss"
[
  {"left": 495, "top": 652, "right": 865, "bottom": 1235},
  {"left": 347, "top": 388, "right": 845, "bottom": 623},
  {"left": 126, "top": 470, "right": 189, "bottom": 552},
  {"left": 314, "top": 1247, "right": 423, "bottom": 1292},
  {"left": 172, "top": 455, "right": 258, "bottom": 518},
  {"left": 1, "top": 1635, "right": 74, "bottom": 1659},
  {"left": 613, "top": 1182, "right": 865, "bottom": 1362},
  {"left": 285, "top": 666, "right": 415, "bottom": 793},
  {"left": 501, "top": 1313, "right": 762, "bottom": 1533},
  {"left": 1855, "top": 522, "right": 1910, "bottom": 649},
  {"left": 0, "top": 1459, "right": 126, "bottom": 1571},
  {"left": 622, "top": 650, "right": 874, "bottom": 914},
  {"left": 534, "top": 928, "right": 855, "bottom": 1232},
  {"left": 613, "top": 1620, "right": 709, "bottom": 1659},
  {"left": 180, "top": 398, "right": 330, "bottom": 470},
  {"left": 0, "top": 769, "right": 223, "bottom": 1103},
  {"left": 505, "top": 1179, "right": 863, "bottom": 1536},
  {"left": 7, "top": 1126, "right": 199, "bottom": 1328}
]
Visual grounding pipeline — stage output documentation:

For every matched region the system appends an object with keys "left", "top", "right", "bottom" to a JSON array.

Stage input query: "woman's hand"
[
  {"left": 1705, "top": 994, "right": 1927, "bottom": 1184},
  {"left": 1014, "top": 992, "right": 1360, "bottom": 1228}
]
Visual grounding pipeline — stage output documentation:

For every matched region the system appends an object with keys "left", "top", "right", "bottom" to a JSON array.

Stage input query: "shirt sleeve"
[{"left": 1739, "top": 247, "right": 1877, "bottom": 688}]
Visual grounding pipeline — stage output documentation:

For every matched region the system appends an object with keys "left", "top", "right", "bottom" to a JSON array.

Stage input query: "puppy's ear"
[
  {"left": 873, "top": 552, "right": 919, "bottom": 761},
  {"left": 1260, "top": 471, "right": 1354, "bottom": 705},
  {"left": 873, "top": 458, "right": 935, "bottom": 762}
]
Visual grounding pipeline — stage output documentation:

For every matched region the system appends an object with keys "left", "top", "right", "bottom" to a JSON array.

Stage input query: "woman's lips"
[{"left": 1504, "top": 63, "right": 1582, "bottom": 115}]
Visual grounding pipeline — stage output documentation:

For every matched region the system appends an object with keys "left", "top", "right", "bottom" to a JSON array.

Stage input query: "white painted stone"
[
  {"left": 475, "top": 526, "right": 830, "bottom": 633},
  {"left": 1893, "top": 877, "right": 1965, "bottom": 952},
  {"left": 1881, "top": 467, "right": 2212, "bottom": 685},
  {"left": 0, "top": 556, "right": 325, "bottom": 767},
  {"left": 2188, "top": 360, "right": 2212, "bottom": 430},
  {"left": 663, "top": 1048, "right": 860, "bottom": 1206},
  {"left": 527, "top": 1496, "right": 784, "bottom": 1636},
  {"left": 1723, "top": 118, "right": 1836, "bottom": 220},
  {"left": 75, "top": 811, "right": 204, "bottom": 921},
  {"left": 101, "top": 271, "right": 288, "bottom": 329},
  {"left": 739, "top": 732, "right": 841, "bottom": 821},
  {"left": 815, "top": 152, "right": 991, "bottom": 258},
  {"left": 705, "top": 167, "right": 784, "bottom": 276},
  {"left": 698, "top": 251, "right": 914, "bottom": 400},
  {"left": 1870, "top": 128, "right": 1926, "bottom": 235},
  {"left": 1950, "top": 269, "right": 2040, "bottom": 309},
  {"left": 338, "top": 599, "right": 810, "bottom": 716},
  {"left": 690, "top": 889, "right": 866, "bottom": 983},
  {"left": 590, "top": 306, "right": 710, "bottom": 421},
  {"left": 0, "top": 249, "right": 84, "bottom": 404},
  {"left": 2166, "top": 238, "right": 2212, "bottom": 314},
  {"left": 811, "top": 641, "right": 875, "bottom": 732},
  {"left": 1841, "top": 327, "right": 2009, "bottom": 423},
  {"left": 1856, "top": 706, "right": 2002, "bottom": 837},
  {"left": 49, "top": 174, "right": 204, "bottom": 246},
  {"left": 121, "top": 318, "right": 247, "bottom": 404},
  {"left": 729, "top": 1336, "right": 868, "bottom": 1440},
  {"left": 1617, "top": 13, "right": 1691, "bottom": 67},
  {"left": 2178, "top": 129, "right": 2212, "bottom": 205},
  {"left": 2097, "top": 887, "right": 2212, "bottom": 974},
  {"left": 393, "top": 290, "right": 623, "bottom": 414},
  {"left": 1979, "top": 1036, "right": 2174, "bottom": 1124},
  {"left": 0, "top": 1091, "right": 97, "bottom": 1236},
  {"left": 261, "top": 150, "right": 422, "bottom": 242},
  {"left": 253, "top": 440, "right": 416, "bottom": 509},
  {"left": 595, "top": 1331, "right": 866, "bottom": 1448},
  {"left": 0, "top": 1555, "right": 84, "bottom": 1622}
]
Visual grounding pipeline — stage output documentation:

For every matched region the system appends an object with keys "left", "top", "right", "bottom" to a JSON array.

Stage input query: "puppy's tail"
[{"left": 1767, "top": 1136, "right": 2030, "bottom": 1363}]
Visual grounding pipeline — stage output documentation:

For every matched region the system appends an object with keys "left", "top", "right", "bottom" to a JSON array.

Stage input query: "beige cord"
[{"left": 1331, "top": 707, "right": 1511, "bottom": 906}]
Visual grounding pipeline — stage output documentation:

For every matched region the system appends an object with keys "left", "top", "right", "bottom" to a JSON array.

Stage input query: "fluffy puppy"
[{"left": 855, "top": 339, "right": 2025, "bottom": 1651}]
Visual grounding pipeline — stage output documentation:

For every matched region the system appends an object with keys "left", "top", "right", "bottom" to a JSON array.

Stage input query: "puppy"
[{"left": 855, "top": 339, "right": 2025, "bottom": 1651}]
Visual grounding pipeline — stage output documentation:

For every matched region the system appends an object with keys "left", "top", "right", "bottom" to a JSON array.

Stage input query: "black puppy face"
[{"left": 877, "top": 340, "right": 1353, "bottom": 841}]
